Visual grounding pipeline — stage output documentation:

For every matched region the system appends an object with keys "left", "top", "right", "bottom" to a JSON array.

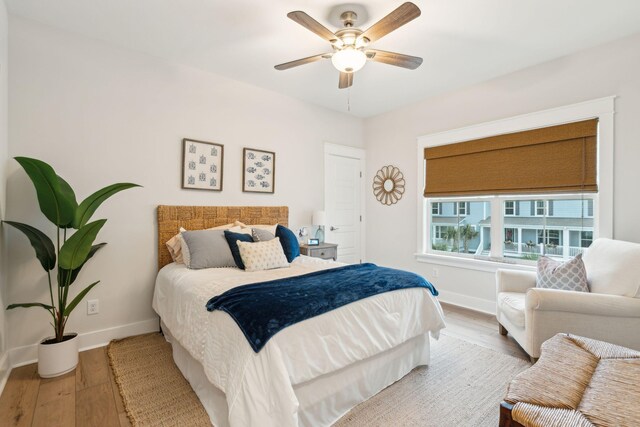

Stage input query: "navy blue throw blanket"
[{"left": 206, "top": 263, "right": 438, "bottom": 352}]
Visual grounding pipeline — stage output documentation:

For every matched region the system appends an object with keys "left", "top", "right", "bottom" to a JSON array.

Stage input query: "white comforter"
[{"left": 152, "top": 256, "right": 445, "bottom": 427}]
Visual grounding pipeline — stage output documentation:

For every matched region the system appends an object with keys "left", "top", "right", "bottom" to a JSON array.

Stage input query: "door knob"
[{"left": 330, "top": 226, "right": 339, "bottom": 231}]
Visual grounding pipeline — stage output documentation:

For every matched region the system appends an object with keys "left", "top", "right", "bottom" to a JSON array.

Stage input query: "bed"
[{"left": 152, "top": 205, "right": 446, "bottom": 427}]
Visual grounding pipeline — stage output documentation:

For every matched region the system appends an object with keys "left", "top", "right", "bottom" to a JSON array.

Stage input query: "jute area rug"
[{"left": 108, "top": 333, "right": 530, "bottom": 426}]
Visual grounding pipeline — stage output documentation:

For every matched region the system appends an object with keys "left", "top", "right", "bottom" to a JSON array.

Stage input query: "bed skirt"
[{"left": 161, "top": 320, "right": 431, "bottom": 427}]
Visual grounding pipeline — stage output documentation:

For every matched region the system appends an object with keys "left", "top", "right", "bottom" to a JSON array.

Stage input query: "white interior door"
[{"left": 324, "top": 143, "right": 365, "bottom": 264}]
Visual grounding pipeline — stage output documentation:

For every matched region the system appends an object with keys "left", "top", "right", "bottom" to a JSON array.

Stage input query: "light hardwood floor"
[{"left": 0, "top": 303, "right": 528, "bottom": 426}]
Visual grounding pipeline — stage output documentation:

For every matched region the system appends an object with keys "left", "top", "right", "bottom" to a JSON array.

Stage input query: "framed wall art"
[
  {"left": 243, "top": 148, "right": 275, "bottom": 193},
  {"left": 182, "top": 138, "right": 224, "bottom": 191}
]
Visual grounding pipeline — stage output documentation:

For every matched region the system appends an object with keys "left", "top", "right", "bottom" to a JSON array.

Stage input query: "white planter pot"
[{"left": 38, "top": 333, "right": 79, "bottom": 378}]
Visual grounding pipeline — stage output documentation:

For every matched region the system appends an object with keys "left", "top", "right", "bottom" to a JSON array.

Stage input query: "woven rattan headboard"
[{"left": 157, "top": 205, "right": 289, "bottom": 269}]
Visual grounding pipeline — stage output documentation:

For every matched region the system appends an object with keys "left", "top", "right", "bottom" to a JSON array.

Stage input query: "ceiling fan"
[{"left": 274, "top": 2, "right": 423, "bottom": 89}]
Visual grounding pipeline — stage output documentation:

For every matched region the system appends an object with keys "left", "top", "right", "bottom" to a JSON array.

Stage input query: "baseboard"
[
  {"left": 0, "top": 351, "right": 10, "bottom": 397},
  {"left": 437, "top": 290, "right": 496, "bottom": 315},
  {"left": 8, "top": 317, "right": 159, "bottom": 368}
]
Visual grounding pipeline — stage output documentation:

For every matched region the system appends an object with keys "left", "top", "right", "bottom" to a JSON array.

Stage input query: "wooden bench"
[{"left": 500, "top": 333, "right": 640, "bottom": 427}]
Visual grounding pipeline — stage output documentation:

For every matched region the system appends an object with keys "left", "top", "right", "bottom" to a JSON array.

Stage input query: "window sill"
[{"left": 414, "top": 252, "right": 537, "bottom": 273}]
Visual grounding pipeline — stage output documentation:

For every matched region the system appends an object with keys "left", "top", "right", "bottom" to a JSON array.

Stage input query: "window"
[
  {"left": 587, "top": 200, "right": 594, "bottom": 218},
  {"left": 504, "top": 201, "right": 515, "bottom": 216},
  {"left": 432, "top": 202, "right": 441, "bottom": 216},
  {"left": 456, "top": 202, "right": 469, "bottom": 216},
  {"left": 580, "top": 231, "right": 593, "bottom": 248},
  {"left": 504, "top": 228, "right": 518, "bottom": 243},
  {"left": 418, "top": 98, "right": 613, "bottom": 269},
  {"left": 433, "top": 226, "right": 445, "bottom": 239},
  {"left": 538, "top": 229, "right": 560, "bottom": 246}
]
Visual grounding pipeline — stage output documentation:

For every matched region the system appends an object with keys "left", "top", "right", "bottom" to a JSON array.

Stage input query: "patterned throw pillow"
[
  {"left": 536, "top": 254, "right": 589, "bottom": 292},
  {"left": 237, "top": 238, "right": 289, "bottom": 272}
]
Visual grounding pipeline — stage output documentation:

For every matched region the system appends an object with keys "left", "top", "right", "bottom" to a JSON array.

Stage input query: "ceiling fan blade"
[
  {"left": 287, "top": 11, "right": 337, "bottom": 42},
  {"left": 274, "top": 53, "right": 332, "bottom": 71},
  {"left": 338, "top": 72, "right": 353, "bottom": 89},
  {"left": 366, "top": 49, "right": 423, "bottom": 70},
  {"left": 361, "top": 2, "right": 421, "bottom": 43}
]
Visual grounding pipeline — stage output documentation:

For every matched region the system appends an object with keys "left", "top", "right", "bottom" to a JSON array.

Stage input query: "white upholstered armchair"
[{"left": 496, "top": 238, "right": 640, "bottom": 359}]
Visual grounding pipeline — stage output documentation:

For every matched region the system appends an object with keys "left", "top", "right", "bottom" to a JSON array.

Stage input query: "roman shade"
[{"left": 424, "top": 119, "right": 598, "bottom": 197}]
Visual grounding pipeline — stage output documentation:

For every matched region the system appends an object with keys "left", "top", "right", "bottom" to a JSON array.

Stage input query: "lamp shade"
[{"left": 312, "top": 210, "right": 326, "bottom": 226}]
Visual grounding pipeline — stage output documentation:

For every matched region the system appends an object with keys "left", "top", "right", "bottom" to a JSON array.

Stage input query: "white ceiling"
[{"left": 6, "top": 0, "right": 640, "bottom": 117}]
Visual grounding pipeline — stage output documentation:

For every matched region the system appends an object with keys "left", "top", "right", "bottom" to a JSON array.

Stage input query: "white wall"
[
  {"left": 0, "top": 0, "right": 9, "bottom": 378},
  {"left": 364, "top": 32, "right": 640, "bottom": 312},
  {"left": 6, "top": 16, "right": 363, "bottom": 359}
]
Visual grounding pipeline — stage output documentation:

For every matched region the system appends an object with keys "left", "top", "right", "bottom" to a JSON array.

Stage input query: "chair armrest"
[
  {"left": 496, "top": 269, "right": 537, "bottom": 294},
  {"left": 526, "top": 288, "right": 640, "bottom": 318}
]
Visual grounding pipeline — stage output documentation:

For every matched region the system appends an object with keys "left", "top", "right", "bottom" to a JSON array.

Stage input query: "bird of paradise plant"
[{"left": 3, "top": 157, "right": 139, "bottom": 343}]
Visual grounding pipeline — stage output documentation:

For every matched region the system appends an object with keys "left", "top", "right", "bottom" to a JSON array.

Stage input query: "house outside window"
[
  {"left": 535, "top": 200, "right": 546, "bottom": 216},
  {"left": 428, "top": 196, "right": 594, "bottom": 262},
  {"left": 432, "top": 202, "right": 441, "bottom": 216},
  {"left": 429, "top": 201, "right": 489, "bottom": 255}
]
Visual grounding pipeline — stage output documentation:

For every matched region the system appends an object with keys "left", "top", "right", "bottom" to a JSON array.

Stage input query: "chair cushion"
[
  {"left": 498, "top": 292, "right": 526, "bottom": 328},
  {"left": 536, "top": 254, "right": 589, "bottom": 292},
  {"left": 583, "top": 238, "right": 640, "bottom": 298}
]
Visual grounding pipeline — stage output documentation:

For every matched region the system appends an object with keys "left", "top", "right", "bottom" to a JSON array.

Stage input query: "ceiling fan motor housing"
[{"left": 340, "top": 11, "right": 358, "bottom": 27}]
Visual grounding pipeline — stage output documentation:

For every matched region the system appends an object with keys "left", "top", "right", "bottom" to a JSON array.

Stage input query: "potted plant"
[{"left": 3, "top": 157, "right": 139, "bottom": 377}]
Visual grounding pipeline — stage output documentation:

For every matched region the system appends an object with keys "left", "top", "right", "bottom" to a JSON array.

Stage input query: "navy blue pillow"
[
  {"left": 276, "top": 225, "right": 300, "bottom": 263},
  {"left": 224, "top": 230, "right": 254, "bottom": 269}
]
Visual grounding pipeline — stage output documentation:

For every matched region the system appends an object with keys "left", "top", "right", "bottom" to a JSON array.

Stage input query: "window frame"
[
  {"left": 431, "top": 202, "right": 442, "bottom": 216},
  {"left": 415, "top": 97, "right": 614, "bottom": 273}
]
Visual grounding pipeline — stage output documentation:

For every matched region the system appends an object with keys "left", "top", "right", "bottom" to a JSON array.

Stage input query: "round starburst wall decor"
[{"left": 372, "top": 165, "right": 405, "bottom": 206}]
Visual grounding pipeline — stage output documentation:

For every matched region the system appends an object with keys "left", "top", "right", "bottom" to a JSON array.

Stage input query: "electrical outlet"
[
  {"left": 432, "top": 268, "right": 439, "bottom": 278},
  {"left": 87, "top": 299, "right": 99, "bottom": 315}
]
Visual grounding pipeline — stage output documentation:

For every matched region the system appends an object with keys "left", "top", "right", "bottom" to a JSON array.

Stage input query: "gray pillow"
[
  {"left": 180, "top": 229, "right": 237, "bottom": 269},
  {"left": 536, "top": 253, "right": 589, "bottom": 292},
  {"left": 251, "top": 228, "right": 276, "bottom": 242}
]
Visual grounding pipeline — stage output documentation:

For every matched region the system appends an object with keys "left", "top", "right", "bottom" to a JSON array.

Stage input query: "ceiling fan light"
[{"left": 331, "top": 47, "right": 367, "bottom": 73}]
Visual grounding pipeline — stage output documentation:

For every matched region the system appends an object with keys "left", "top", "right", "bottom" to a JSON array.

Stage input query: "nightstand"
[{"left": 300, "top": 243, "right": 338, "bottom": 261}]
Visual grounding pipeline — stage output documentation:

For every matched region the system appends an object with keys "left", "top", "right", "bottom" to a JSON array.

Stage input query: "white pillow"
[
  {"left": 582, "top": 238, "right": 640, "bottom": 298},
  {"left": 237, "top": 238, "right": 289, "bottom": 272}
]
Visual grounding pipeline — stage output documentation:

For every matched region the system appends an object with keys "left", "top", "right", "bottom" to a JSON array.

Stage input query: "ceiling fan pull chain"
[{"left": 347, "top": 88, "right": 351, "bottom": 112}]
